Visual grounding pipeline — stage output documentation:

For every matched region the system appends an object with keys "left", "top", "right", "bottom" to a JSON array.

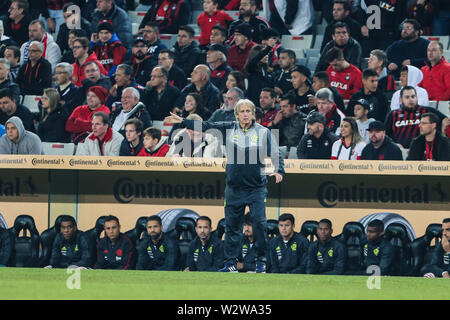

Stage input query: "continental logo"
[
  {"left": 0, "top": 158, "right": 27, "bottom": 164},
  {"left": 183, "top": 161, "right": 218, "bottom": 168},
  {"left": 107, "top": 159, "right": 140, "bottom": 167},
  {"left": 69, "top": 159, "right": 102, "bottom": 166},
  {"left": 317, "top": 181, "right": 446, "bottom": 208},
  {"left": 113, "top": 178, "right": 223, "bottom": 203},
  {"left": 418, "top": 164, "right": 449, "bottom": 172},
  {"left": 32, "top": 158, "right": 64, "bottom": 165},
  {"left": 339, "top": 163, "right": 373, "bottom": 171},
  {"left": 378, "top": 164, "right": 412, "bottom": 171},
  {"left": 299, "top": 162, "right": 334, "bottom": 170},
  {"left": 145, "top": 160, "right": 175, "bottom": 167}
]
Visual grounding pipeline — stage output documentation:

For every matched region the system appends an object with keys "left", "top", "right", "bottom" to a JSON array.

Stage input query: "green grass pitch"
[{"left": 0, "top": 267, "right": 449, "bottom": 300}]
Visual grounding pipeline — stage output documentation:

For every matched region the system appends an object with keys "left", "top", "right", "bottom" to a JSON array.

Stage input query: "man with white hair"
[
  {"left": 165, "top": 98, "right": 285, "bottom": 273},
  {"left": 206, "top": 44, "right": 232, "bottom": 92},
  {"left": 208, "top": 87, "right": 244, "bottom": 123},
  {"left": 17, "top": 41, "right": 52, "bottom": 95},
  {"left": 315, "top": 87, "right": 345, "bottom": 136},
  {"left": 20, "top": 19, "right": 61, "bottom": 71},
  {"left": 177, "top": 64, "right": 221, "bottom": 113},
  {"left": 54, "top": 62, "right": 79, "bottom": 114},
  {"left": 110, "top": 87, "right": 152, "bottom": 137}
]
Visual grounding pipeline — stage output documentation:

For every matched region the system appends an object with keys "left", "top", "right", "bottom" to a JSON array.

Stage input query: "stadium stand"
[{"left": 42, "top": 142, "right": 75, "bottom": 155}]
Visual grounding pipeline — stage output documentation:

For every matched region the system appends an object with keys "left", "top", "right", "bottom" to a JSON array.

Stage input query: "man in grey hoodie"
[{"left": 0, "top": 116, "right": 42, "bottom": 154}]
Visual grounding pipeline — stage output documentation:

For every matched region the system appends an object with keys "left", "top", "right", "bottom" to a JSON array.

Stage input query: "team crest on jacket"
[
  {"left": 345, "top": 74, "right": 350, "bottom": 81},
  {"left": 116, "top": 249, "right": 123, "bottom": 256}
]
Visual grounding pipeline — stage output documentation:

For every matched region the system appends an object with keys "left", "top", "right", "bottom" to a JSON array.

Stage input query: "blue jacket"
[
  {"left": 186, "top": 234, "right": 224, "bottom": 271},
  {"left": 362, "top": 238, "right": 395, "bottom": 276},
  {"left": 136, "top": 235, "right": 179, "bottom": 271},
  {"left": 386, "top": 37, "right": 429, "bottom": 76},
  {"left": 183, "top": 119, "right": 285, "bottom": 188},
  {"left": 306, "top": 238, "right": 346, "bottom": 275},
  {"left": 270, "top": 232, "right": 309, "bottom": 274}
]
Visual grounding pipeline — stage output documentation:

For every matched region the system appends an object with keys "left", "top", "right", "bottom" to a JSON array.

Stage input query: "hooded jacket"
[
  {"left": 390, "top": 65, "right": 430, "bottom": 111},
  {"left": 0, "top": 116, "right": 43, "bottom": 155},
  {"left": 137, "top": 136, "right": 170, "bottom": 157},
  {"left": 65, "top": 104, "right": 111, "bottom": 143},
  {"left": 91, "top": 33, "right": 127, "bottom": 76},
  {"left": 75, "top": 127, "right": 124, "bottom": 156}
]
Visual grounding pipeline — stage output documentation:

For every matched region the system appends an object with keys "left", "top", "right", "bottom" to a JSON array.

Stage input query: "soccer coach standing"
[{"left": 165, "top": 99, "right": 285, "bottom": 273}]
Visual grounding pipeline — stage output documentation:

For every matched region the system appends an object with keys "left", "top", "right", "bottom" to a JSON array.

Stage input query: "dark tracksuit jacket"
[
  {"left": 0, "top": 228, "right": 13, "bottom": 266},
  {"left": 421, "top": 243, "right": 450, "bottom": 277},
  {"left": 142, "top": 83, "right": 180, "bottom": 121},
  {"left": 237, "top": 236, "right": 271, "bottom": 272},
  {"left": 125, "top": 55, "right": 156, "bottom": 88},
  {"left": 361, "top": 136, "right": 403, "bottom": 160},
  {"left": 270, "top": 232, "right": 310, "bottom": 274},
  {"left": 297, "top": 128, "right": 339, "bottom": 159},
  {"left": 183, "top": 119, "right": 285, "bottom": 264},
  {"left": 95, "top": 233, "right": 135, "bottom": 270},
  {"left": 49, "top": 231, "right": 92, "bottom": 268},
  {"left": 186, "top": 235, "right": 224, "bottom": 271},
  {"left": 136, "top": 235, "right": 179, "bottom": 271},
  {"left": 17, "top": 57, "right": 52, "bottom": 96},
  {"left": 361, "top": 238, "right": 395, "bottom": 276},
  {"left": 306, "top": 238, "right": 346, "bottom": 275}
]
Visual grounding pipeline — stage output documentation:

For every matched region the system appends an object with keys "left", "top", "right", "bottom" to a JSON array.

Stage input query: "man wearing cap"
[
  {"left": 125, "top": 36, "right": 155, "bottom": 87},
  {"left": 228, "top": 0, "right": 270, "bottom": 44},
  {"left": 274, "top": 49, "right": 296, "bottom": 96},
  {"left": 361, "top": 120, "right": 403, "bottom": 160},
  {"left": 91, "top": 21, "right": 127, "bottom": 77},
  {"left": 76, "top": 111, "right": 124, "bottom": 156},
  {"left": 297, "top": 111, "right": 339, "bottom": 159},
  {"left": 227, "top": 23, "right": 256, "bottom": 76},
  {"left": 288, "top": 65, "right": 314, "bottom": 113},
  {"left": 66, "top": 85, "right": 111, "bottom": 144},
  {"left": 207, "top": 44, "right": 232, "bottom": 92},
  {"left": 347, "top": 68, "right": 389, "bottom": 122},
  {"left": 91, "top": 0, "right": 132, "bottom": 49}
]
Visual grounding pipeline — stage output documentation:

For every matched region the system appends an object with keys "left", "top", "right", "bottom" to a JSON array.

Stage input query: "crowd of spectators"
[{"left": 0, "top": 0, "right": 448, "bottom": 160}]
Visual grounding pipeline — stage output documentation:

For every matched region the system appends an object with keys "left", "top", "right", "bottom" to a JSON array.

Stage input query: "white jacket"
[
  {"left": 390, "top": 65, "right": 430, "bottom": 111},
  {"left": 20, "top": 33, "right": 61, "bottom": 72},
  {"left": 76, "top": 128, "right": 124, "bottom": 156}
]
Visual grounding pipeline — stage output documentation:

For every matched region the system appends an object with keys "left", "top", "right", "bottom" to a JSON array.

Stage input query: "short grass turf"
[{"left": 0, "top": 268, "right": 449, "bottom": 300}]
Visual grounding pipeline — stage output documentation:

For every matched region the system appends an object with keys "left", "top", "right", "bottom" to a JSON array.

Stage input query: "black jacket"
[
  {"left": 4, "top": 15, "right": 32, "bottom": 46},
  {"left": 186, "top": 234, "right": 224, "bottom": 271},
  {"left": 142, "top": 83, "right": 181, "bottom": 121},
  {"left": 57, "top": 83, "right": 80, "bottom": 115},
  {"left": 95, "top": 233, "right": 135, "bottom": 270},
  {"left": 0, "top": 227, "right": 13, "bottom": 266},
  {"left": 125, "top": 56, "right": 156, "bottom": 88},
  {"left": 361, "top": 238, "right": 395, "bottom": 276},
  {"left": 297, "top": 128, "right": 339, "bottom": 159},
  {"left": 237, "top": 236, "right": 271, "bottom": 272},
  {"left": 317, "top": 37, "right": 362, "bottom": 72},
  {"left": 429, "top": 243, "right": 450, "bottom": 275},
  {"left": 274, "top": 69, "right": 294, "bottom": 96},
  {"left": 17, "top": 57, "right": 52, "bottom": 96},
  {"left": 138, "top": 0, "right": 191, "bottom": 34},
  {"left": 73, "top": 76, "right": 113, "bottom": 108},
  {"left": 210, "top": 62, "right": 232, "bottom": 93},
  {"left": 168, "top": 64, "right": 188, "bottom": 90},
  {"left": 0, "top": 104, "right": 35, "bottom": 133},
  {"left": 0, "top": 79, "right": 20, "bottom": 102},
  {"left": 321, "top": 16, "right": 363, "bottom": 52},
  {"left": 306, "top": 238, "right": 346, "bottom": 275},
  {"left": 228, "top": 15, "right": 270, "bottom": 44},
  {"left": 177, "top": 81, "right": 221, "bottom": 113},
  {"left": 49, "top": 231, "right": 92, "bottom": 268},
  {"left": 270, "top": 232, "right": 310, "bottom": 274},
  {"left": 136, "top": 235, "right": 179, "bottom": 271},
  {"left": 37, "top": 106, "right": 71, "bottom": 143},
  {"left": 172, "top": 41, "right": 205, "bottom": 76},
  {"left": 56, "top": 18, "right": 93, "bottom": 53},
  {"left": 273, "top": 112, "right": 306, "bottom": 148},
  {"left": 361, "top": 135, "right": 403, "bottom": 160},
  {"left": 407, "top": 133, "right": 450, "bottom": 161},
  {"left": 119, "top": 138, "right": 144, "bottom": 156},
  {"left": 347, "top": 89, "right": 389, "bottom": 121},
  {"left": 110, "top": 102, "right": 152, "bottom": 137}
]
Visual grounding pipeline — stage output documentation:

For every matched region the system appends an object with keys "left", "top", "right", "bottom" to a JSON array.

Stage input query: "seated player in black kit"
[
  {"left": 136, "top": 215, "right": 179, "bottom": 271},
  {"left": 95, "top": 215, "right": 135, "bottom": 270},
  {"left": 422, "top": 218, "right": 450, "bottom": 278},
  {"left": 306, "top": 219, "right": 346, "bottom": 275},
  {"left": 184, "top": 216, "right": 224, "bottom": 272},
  {"left": 45, "top": 216, "right": 92, "bottom": 269}
]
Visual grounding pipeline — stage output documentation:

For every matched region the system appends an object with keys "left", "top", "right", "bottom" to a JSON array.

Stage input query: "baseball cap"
[
  {"left": 367, "top": 120, "right": 386, "bottom": 131},
  {"left": 133, "top": 36, "right": 149, "bottom": 47},
  {"left": 306, "top": 112, "right": 326, "bottom": 125},
  {"left": 292, "top": 65, "right": 312, "bottom": 85},
  {"left": 354, "top": 98, "right": 370, "bottom": 110}
]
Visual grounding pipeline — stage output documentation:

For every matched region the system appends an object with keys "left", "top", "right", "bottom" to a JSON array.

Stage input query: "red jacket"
[
  {"left": 327, "top": 64, "right": 362, "bottom": 100},
  {"left": 66, "top": 105, "right": 111, "bottom": 134},
  {"left": 137, "top": 143, "right": 170, "bottom": 157},
  {"left": 72, "top": 53, "right": 108, "bottom": 87},
  {"left": 227, "top": 41, "right": 256, "bottom": 77},
  {"left": 419, "top": 57, "right": 450, "bottom": 101},
  {"left": 92, "top": 37, "right": 127, "bottom": 75},
  {"left": 197, "top": 10, "right": 233, "bottom": 46}
]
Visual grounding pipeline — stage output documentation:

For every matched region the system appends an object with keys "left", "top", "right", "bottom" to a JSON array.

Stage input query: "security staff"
[
  {"left": 46, "top": 216, "right": 92, "bottom": 269},
  {"left": 270, "top": 214, "right": 309, "bottom": 274},
  {"left": 136, "top": 215, "right": 178, "bottom": 271},
  {"left": 95, "top": 215, "right": 135, "bottom": 270},
  {"left": 185, "top": 216, "right": 224, "bottom": 272},
  {"left": 165, "top": 99, "right": 285, "bottom": 273},
  {"left": 306, "top": 219, "right": 346, "bottom": 275}
]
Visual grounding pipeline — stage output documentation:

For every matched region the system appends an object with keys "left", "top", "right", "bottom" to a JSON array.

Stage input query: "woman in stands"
[
  {"left": 225, "top": 70, "right": 246, "bottom": 95},
  {"left": 245, "top": 44, "right": 275, "bottom": 107},
  {"left": 181, "top": 93, "right": 211, "bottom": 121},
  {"left": 331, "top": 117, "right": 366, "bottom": 160},
  {"left": 37, "top": 88, "right": 71, "bottom": 143}
]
